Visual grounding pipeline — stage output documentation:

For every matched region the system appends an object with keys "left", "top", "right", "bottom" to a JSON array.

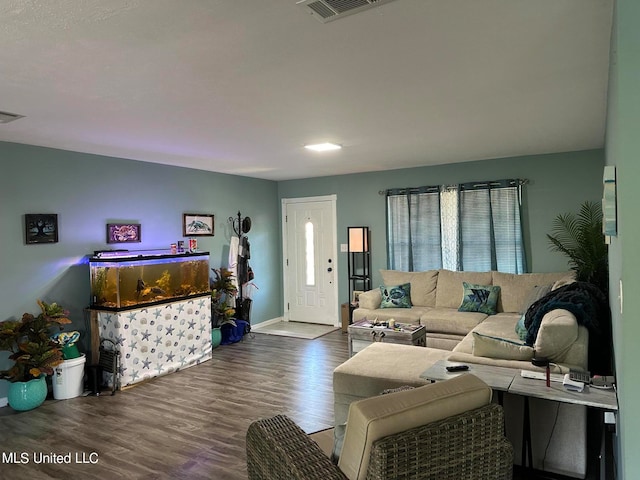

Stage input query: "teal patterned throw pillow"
[
  {"left": 458, "top": 282, "right": 501, "bottom": 315},
  {"left": 515, "top": 314, "right": 528, "bottom": 341},
  {"left": 380, "top": 283, "right": 412, "bottom": 308}
]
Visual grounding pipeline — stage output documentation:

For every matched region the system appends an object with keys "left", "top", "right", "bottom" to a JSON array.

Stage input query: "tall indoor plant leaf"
[{"left": 547, "top": 201, "right": 608, "bottom": 293}]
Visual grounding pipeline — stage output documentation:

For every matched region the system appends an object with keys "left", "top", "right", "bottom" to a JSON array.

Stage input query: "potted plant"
[
  {"left": 0, "top": 300, "right": 72, "bottom": 411},
  {"left": 546, "top": 200, "right": 608, "bottom": 293},
  {"left": 210, "top": 267, "right": 238, "bottom": 347}
]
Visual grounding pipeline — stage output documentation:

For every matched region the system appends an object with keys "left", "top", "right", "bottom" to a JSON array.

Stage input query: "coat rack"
[{"left": 228, "top": 211, "right": 253, "bottom": 327}]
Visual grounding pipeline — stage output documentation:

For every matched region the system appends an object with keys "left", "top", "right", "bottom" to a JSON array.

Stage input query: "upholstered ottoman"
[{"left": 333, "top": 342, "right": 451, "bottom": 425}]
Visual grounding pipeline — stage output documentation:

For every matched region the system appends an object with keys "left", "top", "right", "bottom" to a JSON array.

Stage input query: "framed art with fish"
[
  {"left": 183, "top": 213, "right": 215, "bottom": 236},
  {"left": 107, "top": 223, "right": 141, "bottom": 243},
  {"left": 25, "top": 213, "right": 59, "bottom": 244}
]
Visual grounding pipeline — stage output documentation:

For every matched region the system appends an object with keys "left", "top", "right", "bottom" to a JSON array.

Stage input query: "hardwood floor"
[
  {"left": 0, "top": 330, "right": 349, "bottom": 480},
  {"left": 0, "top": 330, "right": 601, "bottom": 480}
]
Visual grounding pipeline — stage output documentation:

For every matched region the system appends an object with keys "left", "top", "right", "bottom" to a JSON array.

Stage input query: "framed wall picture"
[
  {"left": 183, "top": 213, "right": 215, "bottom": 236},
  {"left": 25, "top": 213, "right": 59, "bottom": 244},
  {"left": 107, "top": 223, "right": 141, "bottom": 243}
]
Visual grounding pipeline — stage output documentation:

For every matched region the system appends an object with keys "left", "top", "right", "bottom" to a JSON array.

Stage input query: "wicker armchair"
[{"left": 246, "top": 402, "right": 513, "bottom": 480}]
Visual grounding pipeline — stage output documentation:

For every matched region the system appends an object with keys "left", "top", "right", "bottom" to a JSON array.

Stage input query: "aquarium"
[{"left": 89, "top": 250, "right": 210, "bottom": 310}]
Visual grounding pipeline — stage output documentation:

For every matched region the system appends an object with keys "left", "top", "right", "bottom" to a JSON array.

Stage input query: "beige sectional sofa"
[
  {"left": 354, "top": 268, "right": 583, "bottom": 368},
  {"left": 338, "top": 268, "right": 591, "bottom": 478}
]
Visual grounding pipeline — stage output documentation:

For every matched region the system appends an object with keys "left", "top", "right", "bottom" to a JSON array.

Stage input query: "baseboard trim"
[{"left": 251, "top": 317, "right": 285, "bottom": 330}]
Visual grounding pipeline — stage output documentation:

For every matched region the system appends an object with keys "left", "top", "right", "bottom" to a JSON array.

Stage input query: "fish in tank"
[{"left": 90, "top": 250, "right": 210, "bottom": 310}]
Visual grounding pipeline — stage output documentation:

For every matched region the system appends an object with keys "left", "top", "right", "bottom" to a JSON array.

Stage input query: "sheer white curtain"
[{"left": 386, "top": 179, "right": 526, "bottom": 274}]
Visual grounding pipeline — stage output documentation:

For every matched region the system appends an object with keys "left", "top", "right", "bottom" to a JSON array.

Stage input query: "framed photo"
[
  {"left": 25, "top": 214, "right": 58, "bottom": 244},
  {"left": 183, "top": 213, "right": 215, "bottom": 236},
  {"left": 352, "top": 290, "right": 364, "bottom": 306},
  {"left": 107, "top": 223, "right": 141, "bottom": 243}
]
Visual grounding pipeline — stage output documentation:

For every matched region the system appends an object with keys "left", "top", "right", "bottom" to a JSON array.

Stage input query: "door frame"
[{"left": 281, "top": 194, "right": 339, "bottom": 325}]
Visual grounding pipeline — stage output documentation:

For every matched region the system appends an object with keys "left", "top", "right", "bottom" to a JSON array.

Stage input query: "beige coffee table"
[{"left": 348, "top": 319, "right": 426, "bottom": 357}]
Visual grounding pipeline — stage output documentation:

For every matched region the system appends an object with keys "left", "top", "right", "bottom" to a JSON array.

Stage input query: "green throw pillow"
[
  {"left": 379, "top": 283, "right": 412, "bottom": 308},
  {"left": 515, "top": 314, "right": 528, "bottom": 342},
  {"left": 458, "top": 282, "right": 500, "bottom": 315}
]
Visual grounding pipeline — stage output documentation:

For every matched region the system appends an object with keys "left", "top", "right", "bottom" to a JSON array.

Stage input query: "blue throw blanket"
[{"left": 523, "top": 281, "right": 607, "bottom": 346}]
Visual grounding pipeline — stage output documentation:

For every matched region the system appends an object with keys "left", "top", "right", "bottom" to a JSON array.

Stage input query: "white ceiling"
[{"left": 0, "top": 0, "right": 614, "bottom": 181}]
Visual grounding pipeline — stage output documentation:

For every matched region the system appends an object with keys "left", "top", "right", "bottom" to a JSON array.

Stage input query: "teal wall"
[
  {"left": 0, "top": 142, "right": 281, "bottom": 398},
  {"left": 278, "top": 150, "right": 605, "bottom": 305},
  {"left": 605, "top": 1, "right": 640, "bottom": 478}
]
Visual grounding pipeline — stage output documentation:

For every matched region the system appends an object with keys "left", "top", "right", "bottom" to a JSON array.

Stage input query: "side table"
[
  {"left": 508, "top": 373, "right": 618, "bottom": 480},
  {"left": 420, "top": 359, "right": 517, "bottom": 403}
]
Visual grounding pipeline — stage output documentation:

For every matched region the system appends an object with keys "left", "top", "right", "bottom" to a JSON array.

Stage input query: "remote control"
[
  {"left": 446, "top": 364, "right": 469, "bottom": 372},
  {"left": 569, "top": 370, "right": 591, "bottom": 384}
]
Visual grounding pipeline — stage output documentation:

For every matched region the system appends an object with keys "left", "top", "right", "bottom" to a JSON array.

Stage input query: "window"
[
  {"left": 305, "top": 221, "right": 315, "bottom": 285},
  {"left": 386, "top": 179, "right": 526, "bottom": 273}
]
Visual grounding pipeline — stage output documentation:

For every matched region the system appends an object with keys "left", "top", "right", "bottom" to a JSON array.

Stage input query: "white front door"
[{"left": 283, "top": 196, "right": 338, "bottom": 325}]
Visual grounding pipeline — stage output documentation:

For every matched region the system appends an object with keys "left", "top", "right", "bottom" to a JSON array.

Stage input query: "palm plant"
[{"left": 547, "top": 201, "right": 608, "bottom": 293}]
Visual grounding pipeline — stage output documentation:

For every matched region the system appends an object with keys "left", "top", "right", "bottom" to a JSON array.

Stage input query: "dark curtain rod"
[{"left": 379, "top": 178, "right": 528, "bottom": 196}]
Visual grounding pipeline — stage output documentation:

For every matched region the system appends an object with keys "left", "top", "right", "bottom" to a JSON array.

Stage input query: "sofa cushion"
[
  {"left": 520, "top": 284, "right": 553, "bottom": 314},
  {"left": 357, "top": 289, "right": 382, "bottom": 310},
  {"left": 338, "top": 374, "right": 492, "bottom": 480},
  {"left": 459, "top": 282, "right": 501, "bottom": 315},
  {"left": 420, "top": 308, "right": 487, "bottom": 335},
  {"left": 552, "top": 274, "right": 577, "bottom": 290},
  {"left": 472, "top": 332, "right": 534, "bottom": 360},
  {"left": 453, "top": 314, "right": 526, "bottom": 355},
  {"left": 380, "top": 269, "right": 438, "bottom": 307},
  {"left": 379, "top": 283, "right": 412, "bottom": 308},
  {"left": 435, "top": 270, "right": 493, "bottom": 308},
  {"left": 491, "top": 271, "right": 573, "bottom": 313},
  {"left": 533, "top": 308, "right": 579, "bottom": 362},
  {"left": 450, "top": 311, "right": 587, "bottom": 371}
]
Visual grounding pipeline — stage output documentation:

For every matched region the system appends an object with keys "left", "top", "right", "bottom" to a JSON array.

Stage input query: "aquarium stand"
[{"left": 89, "top": 294, "right": 212, "bottom": 389}]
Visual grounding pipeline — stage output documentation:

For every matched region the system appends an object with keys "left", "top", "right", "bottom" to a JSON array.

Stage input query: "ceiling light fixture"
[
  {"left": 304, "top": 142, "right": 342, "bottom": 152},
  {"left": 0, "top": 110, "right": 25, "bottom": 124}
]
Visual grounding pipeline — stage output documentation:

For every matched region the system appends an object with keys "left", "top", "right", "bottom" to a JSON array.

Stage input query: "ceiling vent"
[
  {"left": 0, "top": 110, "right": 24, "bottom": 124},
  {"left": 297, "top": 0, "right": 399, "bottom": 23}
]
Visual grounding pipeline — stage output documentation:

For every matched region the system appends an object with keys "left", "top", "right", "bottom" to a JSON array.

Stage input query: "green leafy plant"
[
  {"left": 210, "top": 268, "right": 237, "bottom": 328},
  {"left": 547, "top": 201, "right": 608, "bottom": 292},
  {"left": 0, "top": 300, "right": 72, "bottom": 382}
]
